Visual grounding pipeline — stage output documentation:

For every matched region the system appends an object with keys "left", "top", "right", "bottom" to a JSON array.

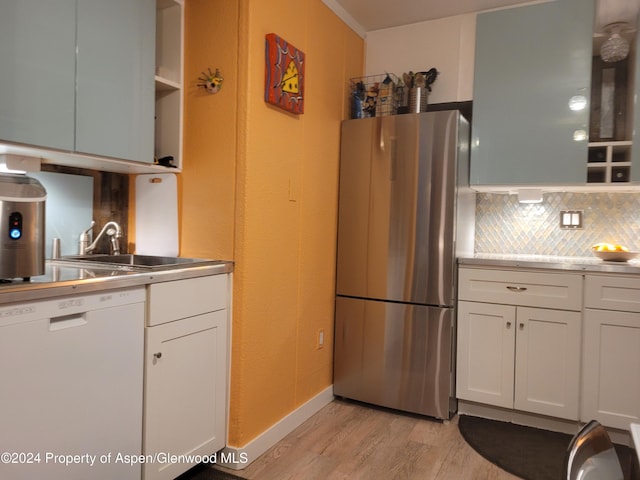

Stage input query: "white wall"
[{"left": 365, "top": 13, "right": 476, "bottom": 104}]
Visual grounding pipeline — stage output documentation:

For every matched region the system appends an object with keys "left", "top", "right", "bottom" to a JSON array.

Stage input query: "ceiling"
[{"left": 328, "top": 0, "right": 640, "bottom": 33}]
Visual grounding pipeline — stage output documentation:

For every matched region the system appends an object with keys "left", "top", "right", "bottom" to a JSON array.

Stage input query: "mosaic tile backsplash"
[{"left": 474, "top": 192, "right": 640, "bottom": 256}]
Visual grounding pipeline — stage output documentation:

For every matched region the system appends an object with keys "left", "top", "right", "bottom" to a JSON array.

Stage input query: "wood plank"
[{"left": 219, "top": 400, "right": 519, "bottom": 479}]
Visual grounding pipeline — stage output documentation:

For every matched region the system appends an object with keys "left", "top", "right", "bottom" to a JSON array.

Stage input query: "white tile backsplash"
[{"left": 475, "top": 192, "right": 640, "bottom": 256}]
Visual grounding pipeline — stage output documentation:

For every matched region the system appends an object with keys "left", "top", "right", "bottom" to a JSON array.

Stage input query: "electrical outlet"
[{"left": 317, "top": 329, "right": 324, "bottom": 349}]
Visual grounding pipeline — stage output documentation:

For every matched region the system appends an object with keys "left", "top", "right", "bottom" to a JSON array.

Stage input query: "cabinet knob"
[
  {"left": 519, "top": 323, "right": 524, "bottom": 329},
  {"left": 153, "top": 352, "right": 162, "bottom": 359},
  {"left": 506, "top": 321, "right": 512, "bottom": 328}
]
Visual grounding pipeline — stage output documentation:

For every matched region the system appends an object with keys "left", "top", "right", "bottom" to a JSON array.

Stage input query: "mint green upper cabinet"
[
  {"left": 470, "top": 0, "right": 594, "bottom": 186},
  {"left": 0, "top": 0, "right": 76, "bottom": 151},
  {"left": 0, "top": 0, "right": 154, "bottom": 165},
  {"left": 76, "top": 0, "right": 155, "bottom": 163}
]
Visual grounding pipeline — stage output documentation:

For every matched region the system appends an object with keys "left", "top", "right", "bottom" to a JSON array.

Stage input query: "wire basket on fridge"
[{"left": 350, "top": 73, "right": 399, "bottom": 119}]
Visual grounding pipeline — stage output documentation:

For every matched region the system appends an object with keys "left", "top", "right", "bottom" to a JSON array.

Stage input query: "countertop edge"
[
  {"left": 0, "top": 261, "right": 234, "bottom": 305},
  {"left": 458, "top": 255, "right": 640, "bottom": 275}
]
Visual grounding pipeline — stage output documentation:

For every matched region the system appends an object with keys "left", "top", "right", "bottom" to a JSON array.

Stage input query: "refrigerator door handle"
[
  {"left": 377, "top": 117, "right": 397, "bottom": 181},
  {"left": 376, "top": 117, "right": 384, "bottom": 150},
  {"left": 389, "top": 135, "right": 397, "bottom": 181}
]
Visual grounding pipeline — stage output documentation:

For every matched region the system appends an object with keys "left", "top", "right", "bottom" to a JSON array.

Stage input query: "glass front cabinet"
[
  {"left": 588, "top": 20, "right": 637, "bottom": 185},
  {"left": 471, "top": 0, "right": 640, "bottom": 188}
]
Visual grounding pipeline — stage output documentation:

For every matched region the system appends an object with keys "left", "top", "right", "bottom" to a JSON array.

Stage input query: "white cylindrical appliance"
[{"left": 0, "top": 174, "right": 46, "bottom": 280}]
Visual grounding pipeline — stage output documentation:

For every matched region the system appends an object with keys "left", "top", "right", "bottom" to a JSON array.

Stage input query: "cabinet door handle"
[
  {"left": 506, "top": 321, "right": 512, "bottom": 328},
  {"left": 519, "top": 323, "right": 524, "bottom": 330},
  {"left": 153, "top": 352, "right": 162, "bottom": 359},
  {"left": 506, "top": 286, "right": 528, "bottom": 292}
]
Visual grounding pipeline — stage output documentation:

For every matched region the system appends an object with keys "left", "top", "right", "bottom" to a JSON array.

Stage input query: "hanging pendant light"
[{"left": 600, "top": 22, "right": 630, "bottom": 63}]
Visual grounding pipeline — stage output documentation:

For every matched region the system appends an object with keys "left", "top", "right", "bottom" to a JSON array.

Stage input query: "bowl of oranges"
[{"left": 591, "top": 243, "right": 639, "bottom": 262}]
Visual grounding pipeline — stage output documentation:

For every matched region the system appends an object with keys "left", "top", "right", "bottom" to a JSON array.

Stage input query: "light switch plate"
[{"left": 559, "top": 210, "right": 583, "bottom": 229}]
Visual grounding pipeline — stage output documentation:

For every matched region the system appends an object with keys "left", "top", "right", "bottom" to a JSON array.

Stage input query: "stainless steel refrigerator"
[{"left": 333, "top": 110, "right": 475, "bottom": 420}]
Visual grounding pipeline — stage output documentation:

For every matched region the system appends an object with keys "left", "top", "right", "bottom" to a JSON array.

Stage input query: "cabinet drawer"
[
  {"left": 585, "top": 275, "right": 640, "bottom": 312},
  {"left": 458, "top": 267, "right": 582, "bottom": 311},
  {"left": 148, "top": 274, "right": 229, "bottom": 326}
]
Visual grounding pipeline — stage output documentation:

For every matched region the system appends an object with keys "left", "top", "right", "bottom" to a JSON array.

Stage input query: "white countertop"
[
  {"left": 0, "top": 259, "right": 234, "bottom": 304},
  {"left": 458, "top": 253, "right": 640, "bottom": 275}
]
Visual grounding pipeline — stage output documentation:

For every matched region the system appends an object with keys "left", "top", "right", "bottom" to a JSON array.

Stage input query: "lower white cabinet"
[
  {"left": 514, "top": 307, "right": 581, "bottom": 419},
  {"left": 456, "top": 267, "right": 582, "bottom": 420},
  {"left": 581, "top": 275, "right": 640, "bottom": 429},
  {"left": 456, "top": 301, "right": 515, "bottom": 409},
  {"left": 457, "top": 301, "right": 581, "bottom": 419},
  {"left": 143, "top": 274, "right": 230, "bottom": 480}
]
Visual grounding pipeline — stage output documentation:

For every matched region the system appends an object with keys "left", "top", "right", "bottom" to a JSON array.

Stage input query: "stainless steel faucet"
[{"left": 79, "top": 220, "right": 122, "bottom": 255}]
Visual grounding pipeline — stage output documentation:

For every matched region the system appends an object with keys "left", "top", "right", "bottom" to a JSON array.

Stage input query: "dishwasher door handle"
[{"left": 49, "top": 314, "right": 88, "bottom": 331}]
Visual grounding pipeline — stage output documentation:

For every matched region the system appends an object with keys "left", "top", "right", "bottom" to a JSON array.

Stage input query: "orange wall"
[
  {"left": 182, "top": 0, "right": 364, "bottom": 448},
  {"left": 181, "top": 0, "right": 239, "bottom": 260}
]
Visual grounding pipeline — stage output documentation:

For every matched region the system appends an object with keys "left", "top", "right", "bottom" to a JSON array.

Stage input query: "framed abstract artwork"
[{"left": 264, "top": 33, "right": 305, "bottom": 114}]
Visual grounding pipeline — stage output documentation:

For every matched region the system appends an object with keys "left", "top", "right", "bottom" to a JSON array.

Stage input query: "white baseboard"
[
  {"left": 458, "top": 400, "right": 633, "bottom": 447},
  {"left": 458, "top": 400, "right": 581, "bottom": 435},
  {"left": 217, "top": 386, "right": 334, "bottom": 470}
]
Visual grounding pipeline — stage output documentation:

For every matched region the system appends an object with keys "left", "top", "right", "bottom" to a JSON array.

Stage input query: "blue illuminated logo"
[{"left": 9, "top": 212, "right": 23, "bottom": 240}]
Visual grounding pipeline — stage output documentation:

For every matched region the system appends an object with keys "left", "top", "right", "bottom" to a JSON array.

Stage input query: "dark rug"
[
  {"left": 458, "top": 415, "right": 638, "bottom": 480},
  {"left": 175, "top": 463, "right": 246, "bottom": 480}
]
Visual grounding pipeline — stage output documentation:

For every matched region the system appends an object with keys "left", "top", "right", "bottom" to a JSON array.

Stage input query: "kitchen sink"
[{"left": 57, "top": 254, "right": 222, "bottom": 270}]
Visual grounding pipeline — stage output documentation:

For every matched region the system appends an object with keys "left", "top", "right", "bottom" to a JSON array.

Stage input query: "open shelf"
[
  {"left": 154, "top": 0, "right": 183, "bottom": 168},
  {"left": 587, "top": 141, "right": 632, "bottom": 184}
]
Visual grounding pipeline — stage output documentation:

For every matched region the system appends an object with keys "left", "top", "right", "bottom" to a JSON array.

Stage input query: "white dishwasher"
[{"left": 0, "top": 286, "right": 145, "bottom": 480}]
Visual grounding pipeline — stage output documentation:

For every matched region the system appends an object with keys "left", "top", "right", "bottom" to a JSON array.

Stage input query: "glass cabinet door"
[
  {"left": 76, "top": 0, "right": 155, "bottom": 163},
  {"left": 0, "top": 0, "right": 76, "bottom": 151},
  {"left": 470, "top": 0, "right": 594, "bottom": 186}
]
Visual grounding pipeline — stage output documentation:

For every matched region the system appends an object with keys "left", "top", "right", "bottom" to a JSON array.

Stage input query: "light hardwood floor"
[{"left": 220, "top": 399, "right": 519, "bottom": 480}]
